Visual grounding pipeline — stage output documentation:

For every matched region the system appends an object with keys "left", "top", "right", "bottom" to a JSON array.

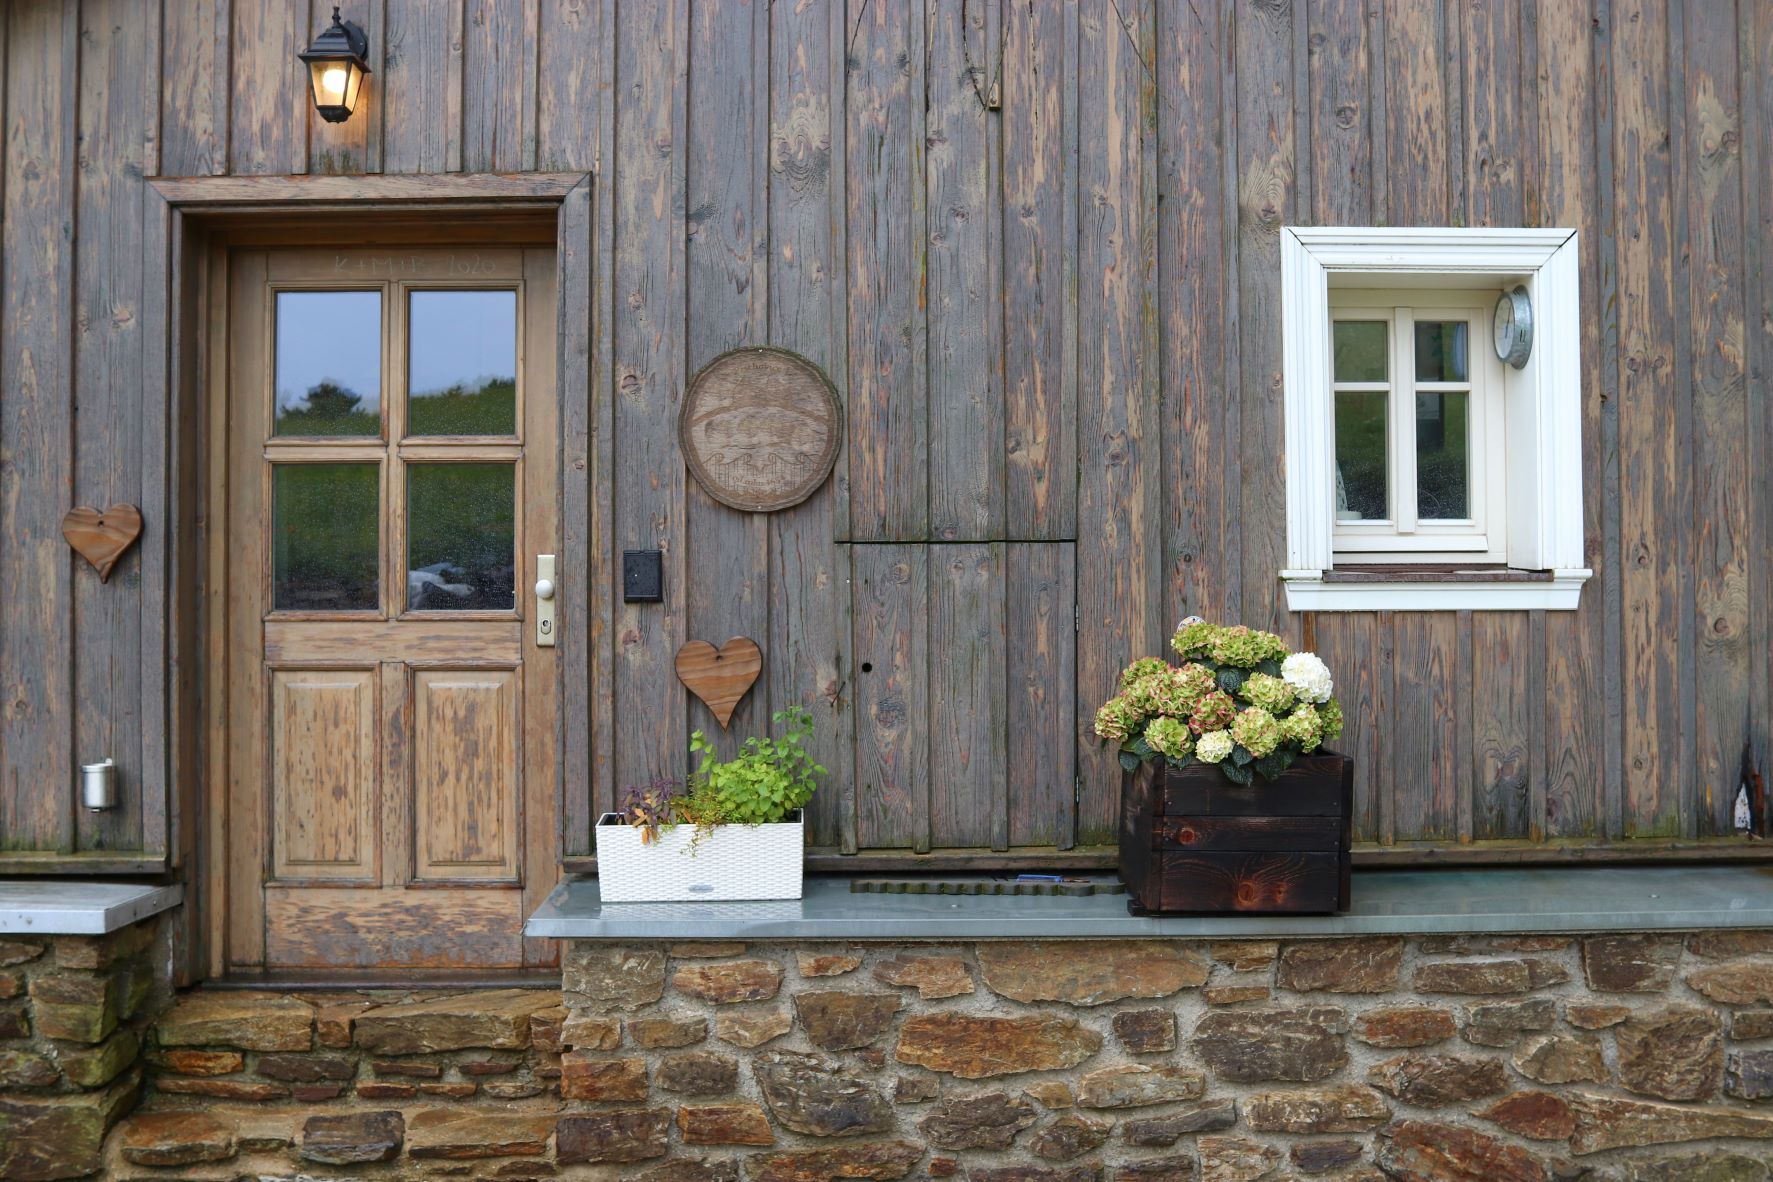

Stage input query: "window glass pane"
[
  {"left": 1332, "top": 320, "right": 1388, "bottom": 382},
  {"left": 407, "top": 290, "right": 518, "bottom": 436},
  {"left": 1334, "top": 392, "right": 1389, "bottom": 521},
  {"left": 1413, "top": 320, "right": 1469, "bottom": 382},
  {"left": 407, "top": 464, "right": 516, "bottom": 610},
  {"left": 274, "top": 291, "right": 382, "bottom": 436},
  {"left": 1416, "top": 391, "right": 1471, "bottom": 519},
  {"left": 272, "top": 464, "right": 379, "bottom": 610}
]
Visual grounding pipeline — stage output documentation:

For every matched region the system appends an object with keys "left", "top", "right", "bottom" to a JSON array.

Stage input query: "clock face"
[
  {"left": 1493, "top": 286, "right": 1532, "bottom": 368},
  {"left": 1493, "top": 294, "right": 1516, "bottom": 357}
]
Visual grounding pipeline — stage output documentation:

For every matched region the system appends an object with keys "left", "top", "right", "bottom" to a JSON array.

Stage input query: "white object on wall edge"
[{"left": 594, "top": 810, "right": 804, "bottom": 903}]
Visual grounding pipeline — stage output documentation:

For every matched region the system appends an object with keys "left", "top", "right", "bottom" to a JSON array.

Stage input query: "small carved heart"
[
  {"left": 675, "top": 637, "right": 763, "bottom": 730},
  {"left": 62, "top": 505, "right": 143, "bottom": 584}
]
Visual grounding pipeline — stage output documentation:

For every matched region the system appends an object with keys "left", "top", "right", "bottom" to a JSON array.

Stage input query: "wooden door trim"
[{"left": 151, "top": 174, "right": 592, "bottom": 981}]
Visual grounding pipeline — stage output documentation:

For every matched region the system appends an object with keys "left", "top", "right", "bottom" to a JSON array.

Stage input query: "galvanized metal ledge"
[
  {"left": 525, "top": 867, "right": 1773, "bottom": 940},
  {"left": 0, "top": 882, "right": 183, "bottom": 935}
]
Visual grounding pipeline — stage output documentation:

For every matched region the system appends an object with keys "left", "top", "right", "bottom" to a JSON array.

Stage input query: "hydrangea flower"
[
  {"left": 1281, "top": 651, "right": 1334, "bottom": 703},
  {"left": 1144, "top": 716, "right": 1194, "bottom": 761},
  {"left": 1209, "top": 625, "right": 1290, "bottom": 668},
  {"left": 1230, "top": 707, "right": 1283, "bottom": 758},
  {"left": 1188, "top": 689, "right": 1237, "bottom": 734},
  {"left": 1280, "top": 703, "right": 1324, "bottom": 752},
  {"left": 1318, "top": 696, "right": 1345, "bottom": 739},
  {"left": 1093, "top": 697, "right": 1134, "bottom": 742},
  {"left": 1120, "top": 657, "right": 1170, "bottom": 690},
  {"left": 1195, "top": 729, "right": 1235, "bottom": 763},
  {"left": 1123, "top": 672, "right": 1167, "bottom": 716},
  {"left": 1171, "top": 619, "right": 1217, "bottom": 661},
  {"left": 1238, "top": 672, "right": 1297, "bottom": 714}
]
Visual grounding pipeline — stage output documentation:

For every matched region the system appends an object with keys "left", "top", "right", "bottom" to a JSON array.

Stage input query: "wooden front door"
[{"left": 221, "top": 246, "right": 558, "bottom": 972}]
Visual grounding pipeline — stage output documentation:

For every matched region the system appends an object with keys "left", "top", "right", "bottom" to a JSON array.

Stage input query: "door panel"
[
  {"left": 271, "top": 668, "right": 379, "bottom": 881},
  {"left": 224, "top": 245, "right": 558, "bottom": 972},
  {"left": 413, "top": 667, "right": 521, "bottom": 882}
]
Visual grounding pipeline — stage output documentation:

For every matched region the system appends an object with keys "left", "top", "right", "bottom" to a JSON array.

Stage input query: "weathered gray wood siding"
[{"left": 0, "top": 0, "right": 1767, "bottom": 861}]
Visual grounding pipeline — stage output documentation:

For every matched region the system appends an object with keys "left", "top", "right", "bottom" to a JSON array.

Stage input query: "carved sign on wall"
[{"left": 679, "top": 347, "right": 843, "bottom": 513}]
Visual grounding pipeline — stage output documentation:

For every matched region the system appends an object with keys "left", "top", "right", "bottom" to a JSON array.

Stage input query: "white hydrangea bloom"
[
  {"left": 1195, "top": 730, "right": 1235, "bottom": 764},
  {"left": 1281, "top": 651, "right": 1334, "bottom": 703}
]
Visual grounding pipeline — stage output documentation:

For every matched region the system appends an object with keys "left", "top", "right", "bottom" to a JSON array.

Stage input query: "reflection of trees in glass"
[
  {"left": 408, "top": 376, "right": 516, "bottom": 436},
  {"left": 275, "top": 379, "right": 381, "bottom": 437},
  {"left": 407, "top": 464, "right": 515, "bottom": 610},
  {"left": 273, "top": 464, "right": 379, "bottom": 610}
]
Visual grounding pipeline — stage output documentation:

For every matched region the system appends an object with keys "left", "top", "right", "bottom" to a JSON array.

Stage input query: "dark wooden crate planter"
[{"left": 1119, "top": 752, "right": 1353, "bottom": 914}]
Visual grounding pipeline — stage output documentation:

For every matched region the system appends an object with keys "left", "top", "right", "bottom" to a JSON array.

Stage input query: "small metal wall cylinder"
[{"left": 80, "top": 758, "right": 118, "bottom": 812}]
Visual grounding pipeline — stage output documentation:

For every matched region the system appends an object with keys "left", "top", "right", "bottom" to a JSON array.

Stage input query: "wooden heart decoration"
[
  {"left": 62, "top": 504, "right": 143, "bottom": 584},
  {"left": 675, "top": 637, "right": 763, "bottom": 730}
]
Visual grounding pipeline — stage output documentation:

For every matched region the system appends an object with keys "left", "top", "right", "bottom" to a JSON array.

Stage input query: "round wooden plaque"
[{"left": 679, "top": 347, "right": 843, "bottom": 513}]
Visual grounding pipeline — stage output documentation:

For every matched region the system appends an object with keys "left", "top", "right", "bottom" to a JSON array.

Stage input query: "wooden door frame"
[{"left": 145, "top": 173, "right": 593, "bottom": 981}]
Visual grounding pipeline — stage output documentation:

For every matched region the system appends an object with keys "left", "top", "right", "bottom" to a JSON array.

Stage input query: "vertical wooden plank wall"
[{"left": 0, "top": 0, "right": 1769, "bottom": 860}]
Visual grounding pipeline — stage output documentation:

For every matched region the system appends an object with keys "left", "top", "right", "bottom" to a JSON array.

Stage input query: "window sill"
[
  {"left": 1281, "top": 567, "right": 1590, "bottom": 611},
  {"left": 527, "top": 866, "right": 1773, "bottom": 940}
]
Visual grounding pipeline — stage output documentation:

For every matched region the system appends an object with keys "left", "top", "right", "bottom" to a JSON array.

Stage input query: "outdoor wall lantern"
[{"left": 300, "top": 7, "right": 372, "bottom": 124}]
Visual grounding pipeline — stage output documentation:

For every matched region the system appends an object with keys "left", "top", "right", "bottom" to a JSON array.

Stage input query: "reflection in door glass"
[
  {"left": 407, "top": 464, "right": 516, "bottom": 611},
  {"left": 272, "top": 464, "right": 379, "bottom": 611},
  {"left": 274, "top": 291, "right": 382, "bottom": 436},
  {"left": 407, "top": 291, "right": 518, "bottom": 436}
]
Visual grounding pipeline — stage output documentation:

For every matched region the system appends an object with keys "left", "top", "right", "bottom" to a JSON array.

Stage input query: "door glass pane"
[
  {"left": 407, "top": 291, "right": 518, "bottom": 436},
  {"left": 1416, "top": 391, "right": 1471, "bottom": 519},
  {"left": 1332, "top": 320, "right": 1388, "bottom": 382},
  {"left": 274, "top": 291, "right": 382, "bottom": 436},
  {"left": 407, "top": 464, "right": 516, "bottom": 610},
  {"left": 1335, "top": 392, "right": 1389, "bottom": 521},
  {"left": 272, "top": 464, "right": 379, "bottom": 611},
  {"left": 1414, "top": 320, "right": 1469, "bottom": 382}
]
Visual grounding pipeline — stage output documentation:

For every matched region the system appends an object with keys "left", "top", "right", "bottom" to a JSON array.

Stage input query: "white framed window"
[{"left": 1280, "top": 227, "right": 1591, "bottom": 612}]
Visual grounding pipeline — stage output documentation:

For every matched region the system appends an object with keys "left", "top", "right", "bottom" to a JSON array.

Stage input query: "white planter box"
[{"left": 593, "top": 809, "right": 804, "bottom": 903}]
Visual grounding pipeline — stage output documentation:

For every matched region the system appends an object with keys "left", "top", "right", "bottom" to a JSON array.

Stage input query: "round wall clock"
[{"left": 1492, "top": 285, "right": 1533, "bottom": 369}]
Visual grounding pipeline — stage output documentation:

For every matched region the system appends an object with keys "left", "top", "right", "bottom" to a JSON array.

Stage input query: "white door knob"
[{"left": 534, "top": 578, "right": 555, "bottom": 600}]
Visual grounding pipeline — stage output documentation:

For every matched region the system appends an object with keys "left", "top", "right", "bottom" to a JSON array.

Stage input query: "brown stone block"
[
  {"left": 1464, "top": 997, "right": 1556, "bottom": 1048},
  {"left": 1617, "top": 1005, "right": 1724, "bottom": 1101},
  {"left": 1735, "top": 1009, "right": 1773, "bottom": 1040},
  {"left": 1565, "top": 1002, "right": 1633, "bottom": 1030},
  {"left": 872, "top": 954, "right": 975, "bottom": 999},
  {"left": 1191, "top": 1007, "right": 1348, "bottom": 1082},
  {"left": 1689, "top": 960, "right": 1773, "bottom": 1005},
  {"left": 0, "top": 1050, "right": 60, "bottom": 1089},
  {"left": 1567, "top": 1091, "right": 1773, "bottom": 1154},
  {"left": 260, "top": 1052, "right": 357, "bottom": 1082},
  {"left": 1029, "top": 1113, "right": 1110, "bottom": 1161},
  {"left": 153, "top": 1047, "right": 244, "bottom": 1076},
  {"left": 354, "top": 1081, "right": 417, "bottom": 1099},
  {"left": 1199, "top": 1134, "right": 1283, "bottom": 1182},
  {"left": 1728, "top": 1048, "right": 1773, "bottom": 1099},
  {"left": 408, "top": 1108, "right": 556, "bottom": 1158},
  {"left": 631, "top": 1015, "right": 709, "bottom": 1048},
  {"left": 528, "top": 1004, "right": 568, "bottom": 1052},
  {"left": 1120, "top": 1099, "right": 1237, "bottom": 1145},
  {"left": 57, "top": 1027, "right": 137, "bottom": 1088},
  {"left": 120, "top": 1110, "right": 236, "bottom": 1167},
  {"left": 1292, "top": 1138, "right": 1364, "bottom": 1174},
  {"left": 300, "top": 1109, "right": 404, "bottom": 1164},
  {"left": 971, "top": 1168, "right": 1103, "bottom": 1182},
  {"left": 638, "top": 1160, "right": 743, "bottom": 1182},
  {"left": 978, "top": 940, "right": 1209, "bottom": 1006},
  {"left": 1581, "top": 934, "right": 1682, "bottom": 992},
  {"left": 27, "top": 971, "right": 118, "bottom": 1045},
  {"left": 557, "top": 1108, "right": 673, "bottom": 1164},
  {"left": 1113, "top": 1156, "right": 1197, "bottom": 1181},
  {"left": 894, "top": 1072, "right": 939, "bottom": 1103},
  {"left": 1203, "top": 984, "right": 1271, "bottom": 1005},
  {"left": 0, "top": 938, "right": 45, "bottom": 968},
  {"left": 421, "top": 1081, "right": 478, "bottom": 1098},
  {"left": 754, "top": 1050, "right": 893, "bottom": 1136},
  {"left": 657, "top": 1050, "right": 739, "bottom": 1096},
  {"left": 793, "top": 990, "right": 903, "bottom": 1051},
  {"left": 798, "top": 952, "right": 863, "bottom": 977},
  {"left": 0, "top": 970, "right": 23, "bottom": 1000},
  {"left": 560, "top": 1051, "right": 649, "bottom": 1100},
  {"left": 1244, "top": 1085, "right": 1390, "bottom": 1133},
  {"left": 353, "top": 988, "right": 559, "bottom": 1054},
  {"left": 917, "top": 1089, "right": 1039, "bottom": 1149},
  {"left": 1621, "top": 1150, "right": 1773, "bottom": 1181},
  {"left": 1477, "top": 1090, "right": 1578, "bottom": 1140},
  {"left": 483, "top": 1081, "right": 544, "bottom": 1099},
  {"left": 1375, "top": 1119, "right": 1550, "bottom": 1182},
  {"left": 674, "top": 960, "right": 785, "bottom": 1004},
  {"left": 1112, "top": 1008, "right": 1176, "bottom": 1053},
  {"left": 0, "top": 1003, "right": 28, "bottom": 1039},
  {"left": 1024, "top": 1080, "right": 1074, "bottom": 1109},
  {"left": 1414, "top": 959, "right": 1534, "bottom": 994},
  {"left": 1367, "top": 1054, "right": 1509, "bottom": 1107},
  {"left": 562, "top": 944, "right": 667, "bottom": 1010},
  {"left": 1077, "top": 1063, "right": 1205, "bottom": 1109},
  {"left": 679, "top": 1102, "right": 775, "bottom": 1145},
  {"left": 0, "top": 1070, "right": 139, "bottom": 1181},
  {"left": 1276, "top": 938, "right": 1404, "bottom": 993},
  {"left": 715, "top": 1007, "right": 792, "bottom": 1048},
  {"left": 370, "top": 1056, "right": 442, "bottom": 1077},
  {"left": 459, "top": 1053, "right": 522, "bottom": 1075},
  {"left": 155, "top": 990, "right": 314, "bottom": 1052},
  {"left": 314, "top": 1000, "right": 372, "bottom": 1048},
  {"left": 855, "top": 1045, "right": 887, "bottom": 1068},
  {"left": 896, "top": 1012, "right": 1103, "bottom": 1079},
  {"left": 157, "top": 1076, "right": 289, "bottom": 1100},
  {"left": 1687, "top": 931, "right": 1773, "bottom": 959},
  {"left": 291, "top": 1083, "right": 344, "bottom": 1101},
  {"left": 563, "top": 1011, "right": 623, "bottom": 1050},
  {"left": 744, "top": 1140, "right": 923, "bottom": 1182},
  {"left": 673, "top": 941, "right": 748, "bottom": 958},
  {"left": 929, "top": 1155, "right": 962, "bottom": 1177},
  {"left": 1352, "top": 1006, "right": 1455, "bottom": 1049},
  {"left": 1512, "top": 1033, "right": 1609, "bottom": 1085}
]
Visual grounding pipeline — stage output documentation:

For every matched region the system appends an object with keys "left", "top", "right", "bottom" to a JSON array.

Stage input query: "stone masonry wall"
[
  {"left": 85, "top": 932, "right": 1773, "bottom": 1181},
  {"left": 0, "top": 917, "right": 165, "bottom": 1181}
]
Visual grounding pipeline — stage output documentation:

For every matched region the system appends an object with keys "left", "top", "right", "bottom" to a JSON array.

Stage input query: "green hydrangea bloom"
[
  {"left": 1144, "top": 716, "right": 1194, "bottom": 761},
  {"left": 1124, "top": 672, "right": 1168, "bottom": 716},
  {"left": 1119, "top": 657, "right": 1171, "bottom": 690},
  {"left": 1093, "top": 695, "right": 1136, "bottom": 742},
  {"left": 1171, "top": 620, "right": 1217, "bottom": 661},
  {"left": 1318, "top": 697, "right": 1345, "bottom": 740},
  {"left": 1280, "top": 703, "right": 1324, "bottom": 752},
  {"left": 1189, "top": 689, "right": 1237, "bottom": 734},
  {"left": 1230, "top": 706, "right": 1283, "bottom": 758},
  {"left": 1209, "top": 625, "right": 1291, "bottom": 669},
  {"left": 1238, "top": 672, "right": 1296, "bottom": 713}
]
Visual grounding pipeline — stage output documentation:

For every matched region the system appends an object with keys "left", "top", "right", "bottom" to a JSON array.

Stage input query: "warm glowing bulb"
[{"left": 321, "top": 66, "right": 348, "bottom": 100}]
